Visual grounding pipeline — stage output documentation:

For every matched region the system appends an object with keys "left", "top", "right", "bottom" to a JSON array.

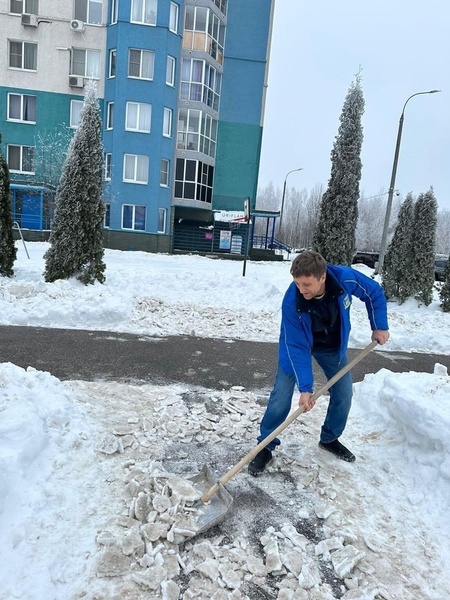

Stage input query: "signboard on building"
[{"left": 219, "top": 230, "right": 232, "bottom": 250}]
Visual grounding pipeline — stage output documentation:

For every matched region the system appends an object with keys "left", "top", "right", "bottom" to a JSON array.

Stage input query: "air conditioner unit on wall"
[
  {"left": 69, "top": 76, "right": 85, "bottom": 88},
  {"left": 21, "top": 13, "right": 38, "bottom": 27},
  {"left": 70, "top": 19, "right": 85, "bottom": 32}
]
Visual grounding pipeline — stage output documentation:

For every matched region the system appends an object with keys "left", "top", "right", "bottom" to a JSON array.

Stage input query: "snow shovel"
[{"left": 189, "top": 340, "right": 378, "bottom": 530}]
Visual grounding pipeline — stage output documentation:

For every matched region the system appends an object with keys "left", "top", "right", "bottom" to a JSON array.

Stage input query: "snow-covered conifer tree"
[
  {"left": 313, "top": 74, "right": 365, "bottom": 264},
  {"left": 0, "top": 134, "right": 17, "bottom": 277},
  {"left": 439, "top": 257, "right": 450, "bottom": 312},
  {"left": 411, "top": 188, "right": 437, "bottom": 306},
  {"left": 382, "top": 193, "right": 415, "bottom": 303},
  {"left": 44, "top": 81, "right": 105, "bottom": 284}
]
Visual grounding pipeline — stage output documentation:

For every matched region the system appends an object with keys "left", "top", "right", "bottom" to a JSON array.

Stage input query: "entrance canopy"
[{"left": 10, "top": 184, "right": 55, "bottom": 230}]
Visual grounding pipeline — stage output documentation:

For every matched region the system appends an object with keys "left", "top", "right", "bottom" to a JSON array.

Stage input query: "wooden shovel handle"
[{"left": 201, "top": 340, "right": 377, "bottom": 502}]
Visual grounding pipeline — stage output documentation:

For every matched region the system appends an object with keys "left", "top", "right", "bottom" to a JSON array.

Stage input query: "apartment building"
[{"left": 0, "top": 0, "right": 274, "bottom": 253}]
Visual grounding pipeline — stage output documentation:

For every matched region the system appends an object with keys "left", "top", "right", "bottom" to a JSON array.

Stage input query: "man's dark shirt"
[{"left": 296, "top": 274, "right": 343, "bottom": 350}]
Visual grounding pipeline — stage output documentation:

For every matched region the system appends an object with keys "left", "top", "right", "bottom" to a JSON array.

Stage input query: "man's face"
[{"left": 293, "top": 274, "right": 326, "bottom": 300}]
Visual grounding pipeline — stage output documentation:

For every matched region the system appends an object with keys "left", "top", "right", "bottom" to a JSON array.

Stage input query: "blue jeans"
[{"left": 258, "top": 348, "right": 353, "bottom": 450}]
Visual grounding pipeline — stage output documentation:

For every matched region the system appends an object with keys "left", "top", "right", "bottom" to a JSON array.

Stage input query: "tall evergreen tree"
[
  {"left": 313, "top": 74, "right": 365, "bottom": 264},
  {"left": 44, "top": 82, "right": 106, "bottom": 284},
  {"left": 411, "top": 188, "right": 437, "bottom": 306},
  {"left": 0, "top": 133, "right": 17, "bottom": 277},
  {"left": 439, "top": 257, "right": 450, "bottom": 312},
  {"left": 382, "top": 193, "right": 415, "bottom": 303}
]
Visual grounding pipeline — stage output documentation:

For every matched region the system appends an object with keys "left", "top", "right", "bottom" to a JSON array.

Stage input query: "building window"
[
  {"left": 9, "top": 41, "right": 37, "bottom": 71},
  {"left": 213, "top": 0, "right": 227, "bottom": 15},
  {"left": 125, "top": 102, "right": 151, "bottom": 133},
  {"left": 70, "top": 99, "right": 84, "bottom": 128},
  {"left": 128, "top": 49, "right": 154, "bottom": 79},
  {"left": 160, "top": 159, "right": 169, "bottom": 186},
  {"left": 122, "top": 204, "right": 146, "bottom": 230},
  {"left": 177, "top": 108, "right": 217, "bottom": 157},
  {"left": 177, "top": 108, "right": 199, "bottom": 151},
  {"left": 163, "top": 107, "right": 172, "bottom": 137},
  {"left": 104, "top": 203, "right": 111, "bottom": 227},
  {"left": 72, "top": 49, "right": 101, "bottom": 78},
  {"left": 180, "top": 58, "right": 221, "bottom": 111},
  {"left": 106, "top": 102, "right": 114, "bottom": 129},
  {"left": 7, "top": 145, "right": 35, "bottom": 174},
  {"left": 110, "top": 0, "right": 118, "bottom": 23},
  {"left": 183, "top": 6, "right": 225, "bottom": 65},
  {"left": 109, "top": 49, "right": 116, "bottom": 78},
  {"left": 199, "top": 112, "right": 217, "bottom": 157},
  {"left": 10, "top": 0, "right": 38, "bottom": 14},
  {"left": 203, "top": 63, "right": 221, "bottom": 111},
  {"left": 74, "top": 0, "right": 102, "bottom": 25},
  {"left": 123, "top": 154, "right": 149, "bottom": 184},
  {"left": 175, "top": 159, "right": 213, "bottom": 203},
  {"left": 166, "top": 55, "right": 175, "bottom": 86},
  {"left": 158, "top": 208, "right": 166, "bottom": 233},
  {"left": 130, "top": 0, "right": 157, "bottom": 25},
  {"left": 7, "top": 93, "right": 36, "bottom": 123},
  {"left": 104, "top": 153, "right": 112, "bottom": 180},
  {"left": 169, "top": 2, "right": 178, "bottom": 32}
]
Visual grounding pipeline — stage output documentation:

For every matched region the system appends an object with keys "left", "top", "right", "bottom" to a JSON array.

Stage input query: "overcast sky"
[{"left": 258, "top": 0, "right": 449, "bottom": 210}]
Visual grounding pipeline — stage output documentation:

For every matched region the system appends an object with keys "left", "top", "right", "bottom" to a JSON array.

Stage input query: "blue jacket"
[{"left": 278, "top": 264, "right": 389, "bottom": 393}]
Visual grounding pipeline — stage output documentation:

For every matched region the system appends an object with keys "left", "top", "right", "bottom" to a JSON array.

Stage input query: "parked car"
[
  {"left": 435, "top": 256, "right": 449, "bottom": 282},
  {"left": 352, "top": 251, "right": 379, "bottom": 269}
]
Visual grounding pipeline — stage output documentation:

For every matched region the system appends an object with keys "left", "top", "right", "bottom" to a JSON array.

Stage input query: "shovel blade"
[{"left": 188, "top": 464, "right": 233, "bottom": 536}]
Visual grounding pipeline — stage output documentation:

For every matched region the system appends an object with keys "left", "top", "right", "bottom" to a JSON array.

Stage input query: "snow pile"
[{"left": 1, "top": 242, "right": 450, "bottom": 354}]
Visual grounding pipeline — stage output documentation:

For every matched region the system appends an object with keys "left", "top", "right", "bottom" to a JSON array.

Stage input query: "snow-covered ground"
[{"left": 1, "top": 242, "right": 449, "bottom": 600}]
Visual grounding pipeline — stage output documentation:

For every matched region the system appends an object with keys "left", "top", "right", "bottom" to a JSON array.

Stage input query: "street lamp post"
[
  {"left": 376, "top": 89, "right": 441, "bottom": 274},
  {"left": 279, "top": 168, "right": 303, "bottom": 232}
]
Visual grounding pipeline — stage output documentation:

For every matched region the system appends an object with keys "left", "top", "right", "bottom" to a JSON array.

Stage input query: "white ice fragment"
[
  {"left": 192, "top": 540, "right": 217, "bottom": 560},
  {"left": 263, "top": 539, "right": 283, "bottom": 573},
  {"left": 434, "top": 363, "right": 448, "bottom": 376},
  {"left": 161, "top": 580, "right": 181, "bottom": 600},
  {"left": 132, "top": 565, "right": 168, "bottom": 590},
  {"left": 331, "top": 545, "right": 366, "bottom": 579},
  {"left": 245, "top": 555, "right": 267, "bottom": 577},
  {"left": 139, "top": 554, "right": 153, "bottom": 568},
  {"left": 195, "top": 557, "right": 220, "bottom": 580},
  {"left": 315, "top": 504, "right": 336, "bottom": 519},
  {"left": 220, "top": 567, "right": 242, "bottom": 589},
  {"left": 281, "top": 549, "right": 304, "bottom": 577},
  {"left": 96, "top": 530, "right": 116, "bottom": 546},
  {"left": 297, "top": 561, "right": 322, "bottom": 589},
  {"left": 112, "top": 423, "right": 135, "bottom": 435},
  {"left": 121, "top": 528, "right": 145, "bottom": 556},
  {"left": 166, "top": 476, "right": 202, "bottom": 502},
  {"left": 280, "top": 524, "right": 308, "bottom": 550},
  {"left": 163, "top": 554, "right": 180, "bottom": 579},
  {"left": 141, "top": 522, "right": 169, "bottom": 542},
  {"left": 96, "top": 545, "right": 131, "bottom": 577},
  {"left": 135, "top": 491, "right": 150, "bottom": 522},
  {"left": 315, "top": 536, "right": 344, "bottom": 556},
  {"left": 152, "top": 493, "right": 172, "bottom": 513}
]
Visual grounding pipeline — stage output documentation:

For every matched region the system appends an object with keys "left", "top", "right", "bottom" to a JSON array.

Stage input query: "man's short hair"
[{"left": 290, "top": 251, "right": 327, "bottom": 279}]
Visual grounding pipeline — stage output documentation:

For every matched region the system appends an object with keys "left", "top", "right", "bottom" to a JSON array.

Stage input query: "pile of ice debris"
[{"left": 92, "top": 385, "right": 393, "bottom": 600}]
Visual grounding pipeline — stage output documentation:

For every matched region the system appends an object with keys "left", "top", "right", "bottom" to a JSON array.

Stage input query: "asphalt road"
[{"left": 1, "top": 325, "right": 448, "bottom": 391}]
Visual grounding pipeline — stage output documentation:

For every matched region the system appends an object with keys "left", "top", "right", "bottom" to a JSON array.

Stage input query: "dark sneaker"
[
  {"left": 319, "top": 439, "right": 355, "bottom": 462},
  {"left": 248, "top": 448, "right": 273, "bottom": 476}
]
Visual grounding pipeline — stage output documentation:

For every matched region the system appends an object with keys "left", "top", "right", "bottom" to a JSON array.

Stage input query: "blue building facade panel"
[{"left": 104, "top": 0, "right": 182, "bottom": 234}]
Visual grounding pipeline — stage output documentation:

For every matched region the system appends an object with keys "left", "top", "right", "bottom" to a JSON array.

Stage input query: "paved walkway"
[{"left": 1, "top": 325, "right": 448, "bottom": 391}]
